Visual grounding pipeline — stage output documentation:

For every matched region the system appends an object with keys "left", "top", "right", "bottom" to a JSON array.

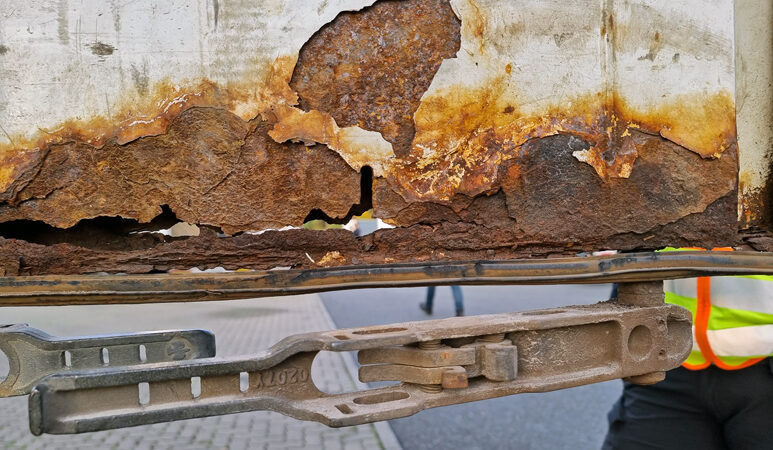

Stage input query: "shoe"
[
  {"left": 455, "top": 309, "right": 464, "bottom": 317},
  {"left": 419, "top": 302, "right": 432, "bottom": 315}
]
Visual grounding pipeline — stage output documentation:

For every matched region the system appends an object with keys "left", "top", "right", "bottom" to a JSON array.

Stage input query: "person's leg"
[
  {"left": 603, "top": 367, "right": 726, "bottom": 450},
  {"left": 420, "top": 286, "right": 435, "bottom": 314},
  {"left": 714, "top": 358, "right": 773, "bottom": 450},
  {"left": 451, "top": 286, "right": 464, "bottom": 316}
]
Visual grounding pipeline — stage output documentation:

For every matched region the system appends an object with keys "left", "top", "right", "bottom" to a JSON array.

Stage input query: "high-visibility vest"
[{"left": 665, "top": 269, "right": 773, "bottom": 370}]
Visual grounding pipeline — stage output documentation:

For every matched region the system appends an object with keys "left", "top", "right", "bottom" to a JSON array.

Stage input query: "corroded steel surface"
[{"left": 0, "top": 0, "right": 765, "bottom": 276}]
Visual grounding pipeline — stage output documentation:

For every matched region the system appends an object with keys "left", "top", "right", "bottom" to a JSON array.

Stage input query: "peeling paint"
[{"left": 268, "top": 104, "right": 394, "bottom": 177}]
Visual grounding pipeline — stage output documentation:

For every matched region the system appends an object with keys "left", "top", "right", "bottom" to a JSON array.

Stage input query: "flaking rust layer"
[{"left": 0, "top": 0, "right": 753, "bottom": 275}]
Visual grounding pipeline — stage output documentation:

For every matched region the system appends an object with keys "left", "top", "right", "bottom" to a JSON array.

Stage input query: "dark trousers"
[
  {"left": 603, "top": 359, "right": 773, "bottom": 449},
  {"left": 425, "top": 286, "right": 464, "bottom": 312}
]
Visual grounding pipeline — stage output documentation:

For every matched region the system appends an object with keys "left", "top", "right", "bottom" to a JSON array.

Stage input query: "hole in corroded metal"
[
  {"left": 353, "top": 391, "right": 410, "bottom": 405},
  {"left": 0, "top": 205, "right": 182, "bottom": 250},
  {"left": 101, "top": 348, "right": 110, "bottom": 366},
  {"left": 138, "top": 345, "right": 147, "bottom": 362},
  {"left": 303, "top": 165, "right": 373, "bottom": 225}
]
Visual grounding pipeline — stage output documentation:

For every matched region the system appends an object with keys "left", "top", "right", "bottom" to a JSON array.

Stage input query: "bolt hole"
[
  {"left": 62, "top": 351, "right": 72, "bottom": 368},
  {"left": 138, "top": 382, "right": 150, "bottom": 405},
  {"left": 101, "top": 348, "right": 110, "bottom": 366},
  {"left": 351, "top": 327, "right": 407, "bottom": 336},
  {"left": 0, "top": 349, "right": 9, "bottom": 382},
  {"left": 138, "top": 344, "right": 147, "bottom": 362},
  {"left": 239, "top": 372, "right": 249, "bottom": 393},
  {"left": 627, "top": 325, "right": 653, "bottom": 361},
  {"left": 353, "top": 391, "right": 410, "bottom": 405},
  {"left": 335, "top": 404, "right": 354, "bottom": 414},
  {"left": 521, "top": 309, "right": 567, "bottom": 316},
  {"left": 191, "top": 376, "right": 201, "bottom": 399}
]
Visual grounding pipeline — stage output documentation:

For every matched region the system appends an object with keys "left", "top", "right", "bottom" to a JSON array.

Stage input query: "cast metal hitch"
[
  {"left": 0, "top": 324, "right": 215, "bottom": 397},
  {"left": 28, "top": 289, "right": 692, "bottom": 435}
]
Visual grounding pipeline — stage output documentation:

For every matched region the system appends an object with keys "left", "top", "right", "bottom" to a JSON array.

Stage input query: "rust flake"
[{"left": 268, "top": 104, "right": 394, "bottom": 176}]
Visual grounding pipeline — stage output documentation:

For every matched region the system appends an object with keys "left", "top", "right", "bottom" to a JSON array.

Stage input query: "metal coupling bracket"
[
  {"left": 358, "top": 335, "right": 517, "bottom": 390},
  {"left": 28, "top": 300, "right": 692, "bottom": 435},
  {"left": 0, "top": 324, "right": 216, "bottom": 397}
]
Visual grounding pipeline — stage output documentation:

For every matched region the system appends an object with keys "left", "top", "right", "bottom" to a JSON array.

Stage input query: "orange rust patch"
[
  {"left": 381, "top": 77, "right": 736, "bottom": 203},
  {"left": 614, "top": 90, "right": 736, "bottom": 159},
  {"left": 318, "top": 250, "right": 347, "bottom": 266},
  {"left": 0, "top": 54, "right": 300, "bottom": 194},
  {"left": 385, "top": 77, "right": 606, "bottom": 202},
  {"left": 739, "top": 171, "right": 769, "bottom": 228}
]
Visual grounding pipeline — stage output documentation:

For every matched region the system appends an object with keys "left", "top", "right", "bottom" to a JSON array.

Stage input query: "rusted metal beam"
[{"left": 1, "top": 251, "right": 771, "bottom": 306}]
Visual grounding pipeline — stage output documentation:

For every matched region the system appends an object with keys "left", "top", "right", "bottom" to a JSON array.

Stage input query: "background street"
[{"left": 1, "top": 284, "right": 621, "bottom": 449}]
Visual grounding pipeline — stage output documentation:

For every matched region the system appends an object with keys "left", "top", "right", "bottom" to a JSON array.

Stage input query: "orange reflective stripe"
[
  {"left": 670, "top": 247, "right": 764, "bottom": 370},
  {"left": 692, "top": 276, "right": 764, "bottom": 370},
  {"left": 682, "top": 360, "right": 710, "bottom": 371}
]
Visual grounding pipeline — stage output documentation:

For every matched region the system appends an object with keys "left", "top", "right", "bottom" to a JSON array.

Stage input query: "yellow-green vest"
[{"left": 665, "top": 274, "right": 773, "bottom": 370}]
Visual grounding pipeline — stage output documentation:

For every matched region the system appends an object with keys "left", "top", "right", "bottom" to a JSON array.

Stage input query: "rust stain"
[
  {"left": 614, "top": 90, "right": 736, "bottom": 159},
  {"left": 739, "top": 171, "right": 770, "bottom": 228},
  {"left": 381, "top": 78, "right": 736, "bottom": 203},
  {"left": 318, "top": 250, "right": 347, "bottom": 266},
  {"left": 0, "top": 54, "right": 300, "bottom": 195}
]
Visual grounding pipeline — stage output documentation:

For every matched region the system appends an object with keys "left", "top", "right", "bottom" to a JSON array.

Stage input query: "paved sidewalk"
[{"left": 0, "top": 295, "right": 401, "bottom": 450}]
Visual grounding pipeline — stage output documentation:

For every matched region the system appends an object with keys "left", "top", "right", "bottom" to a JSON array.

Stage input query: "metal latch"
[
  {"left": 358, "top": 334, "right": 517, "bottom": 391},
  {"left": 0, "top": 324, "right": 215, "bottom": 397},
  {"left": 28, "top": 297, "right": 691, "bottom": 435}
]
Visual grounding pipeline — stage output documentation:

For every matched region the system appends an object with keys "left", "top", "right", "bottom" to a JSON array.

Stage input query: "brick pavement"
[{"left": 0, "top": 295, "right": 401, "bottom": 450}]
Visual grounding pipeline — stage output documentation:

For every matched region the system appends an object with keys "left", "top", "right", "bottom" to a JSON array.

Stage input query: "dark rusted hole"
[
  {"left": 0, "top": 205, "right": 180, "bottom": 250},
  {"left": 351, "top": 327, "right": 408, "bottom": 335},
  {"left": 521, "top": 309, "right": 567, "bottom": 316},
  {"left": 353, "top": 391, "right": 410, "bottom": 405},
  {"left": 303, "top": 166, "right": 373, "bottom": 225},
  {"left": 333, "top": 334, "right": 351, "bottom": 340},
  {"left": 335, "top": 404, "right": 354, "bottom": 414},
  {"left": 627, "top": 325, "right": 653, "bottom": 361}
]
